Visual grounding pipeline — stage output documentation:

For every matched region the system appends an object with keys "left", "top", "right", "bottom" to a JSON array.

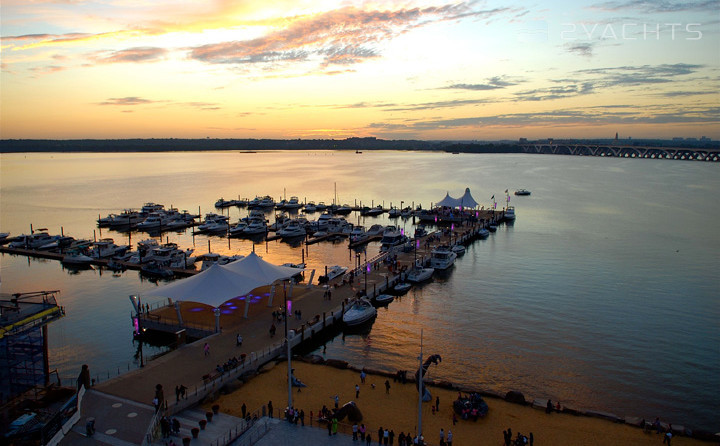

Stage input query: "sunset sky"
[{"left": 1, "top": 0, "right": 718, "bottom": 140}]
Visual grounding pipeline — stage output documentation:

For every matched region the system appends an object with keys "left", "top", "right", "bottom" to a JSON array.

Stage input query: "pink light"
[
  {"left": 287, "top": 300, "right": 292, "bottom": 312},
  {"left": 366, "top": 264, "right": 371, "bottom": 273},
  {"left": 451, "top": 224, "right": 455, "bottom": 231}
]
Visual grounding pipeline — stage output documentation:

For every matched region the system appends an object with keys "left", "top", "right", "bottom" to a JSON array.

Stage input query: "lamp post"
[
  {"left": 284, "top": 282, "right": 292, "bottom": 410},
  {"left": 364, "top": 250, "right": 368, "bottom": 294}
]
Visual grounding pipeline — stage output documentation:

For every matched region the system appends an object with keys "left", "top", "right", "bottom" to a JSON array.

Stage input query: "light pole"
[{"left": 284, "top": 282, "right": 292, "bottom": 410}]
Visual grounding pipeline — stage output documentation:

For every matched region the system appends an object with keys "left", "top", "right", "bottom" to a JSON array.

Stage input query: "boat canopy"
[
  {"left": 143, "top": 252, "right": 302, "bottom": 308},
  {"left": 435, "top": 188, "right": 479, "bottom": 209}
]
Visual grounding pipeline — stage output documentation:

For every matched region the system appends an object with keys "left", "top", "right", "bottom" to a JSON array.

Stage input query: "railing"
[{"left": 206, "top": 408, "right": 267, "bottom": 446}]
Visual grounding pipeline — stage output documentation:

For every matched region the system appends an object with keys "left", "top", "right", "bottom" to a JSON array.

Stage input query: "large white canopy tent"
[
  {"left": 141, "top": 252, "right": 305, "bottom": 329},
  {"left": 435, "top": 188, "right": 480, "bottom": 209}
]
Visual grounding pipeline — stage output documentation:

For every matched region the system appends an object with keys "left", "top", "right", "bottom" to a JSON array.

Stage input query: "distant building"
[
  {"left": 672, "top": 137, "right": 684, "bottom": 141},
  {"left": 615, "top": 132, "right": 618, "bottom": 140},
  {"left": 519, "top": 138, "right": 528, "bottom": 144},
  {"left": 700, "top": 136, "right": 711, "bottom": 141}
]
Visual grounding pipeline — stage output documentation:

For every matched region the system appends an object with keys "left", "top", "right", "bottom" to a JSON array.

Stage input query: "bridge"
[{"left": 519, "top": 143, "right": 720, "bottom": 162}]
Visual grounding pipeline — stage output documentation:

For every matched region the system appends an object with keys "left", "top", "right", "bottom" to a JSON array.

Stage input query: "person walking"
[
  {"left": 203, "top": 342, "right": 210, "bottom": 356},
  {"left": 356, "top": 384, "right": 361, "bottom": 398},
  {"left": 353, "top": 423, "right": 359, "bottom": 441},
  {"left": 361, "top": 369, "right": 366, "bottom": 383},
  {"left": 435, "top": 396, "right": 440, "bottom": 412},
  {"left": 236, "top": 333, "right": 243, "bottom": 346},
  {"left": 268, "top": 400, "right": 273, "bottom": 418},
  {"left": 446, "top": 430, "right": 453, "bottom": 446},
  {"left": 385, "top": 380, "right": 390, "bottom": 394},
  {"left": 332, "top": 416, "right": 338, "bottom": 435},
  {"left": 439, "top": 428, "right": 444, "bottom": 444}
]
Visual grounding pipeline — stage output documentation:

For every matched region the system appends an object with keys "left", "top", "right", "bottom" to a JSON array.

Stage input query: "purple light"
[
  {"left": 133, "top": 317, "right": 139, "bottom": 332},
  {"left": 228, "top": 305, "right": 238, "bottom": 310},
  {"left": 221, "top": 310, "right": 234, "bottom": 314},
  {"left": 286, "top": 300, "right": 292, "bottom": 312},
  {"left": 476, "top": 212, "right": 479, "bottom": 217},
  {"left": 434, "top": 216, "right": 437, "bottom": 223},
  {"left": 416, "top": 240, "right": 420, "bottom": 248},
  {"left": 401, "top": 228, "right": 404, "bottom": 235},
  {"left": 366, "top": 264, "right": 371, "bottom": 273},
  {"left": 451, "top": 224, "right": 455, "bottom": 231}
]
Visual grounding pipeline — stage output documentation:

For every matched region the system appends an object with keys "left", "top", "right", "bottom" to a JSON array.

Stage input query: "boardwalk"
[{"left": 52, "top": 214, "right": 501, "bottom": 445}]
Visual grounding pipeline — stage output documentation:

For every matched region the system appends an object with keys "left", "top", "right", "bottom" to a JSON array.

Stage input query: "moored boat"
[
  {"left": 514, "top": 189, "right": 531, "bottom": 196},
  {"left": 342, "top": 298, "right": 377, "bottom": 326},
  {"left": 430, "top": 245, "right": 457, "bottom": 270},
  {"left": 372, "top": 294, "right": 394, "bottom": 306}
]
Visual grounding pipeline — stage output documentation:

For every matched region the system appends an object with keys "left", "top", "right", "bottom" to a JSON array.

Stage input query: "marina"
[{"left": 0, "top": 150, "right": 718, "bottom": 443}]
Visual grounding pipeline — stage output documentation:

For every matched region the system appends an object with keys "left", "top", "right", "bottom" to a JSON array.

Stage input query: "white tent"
[
  {"left": 458, "top": 187, "right": 479, "bottom": 208},
  {"left": 221, "top": 251, "right": 302, "bottom": 283},
  {"left": 436, "top": 192, "right": 460, "bottom": 208},
  {"left": 143, "top": 262, "right": 268, "bottom": 308}
]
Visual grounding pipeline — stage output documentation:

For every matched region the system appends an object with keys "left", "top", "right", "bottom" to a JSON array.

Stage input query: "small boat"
[
  {"left": 325, "top": 265, "right": 348, "bottom": 281},
  {"left": 0, "top": 232, "right": 10, "bottom": 241},
  {"left": 400, "top": 207, "right": 413, "bottom": 218},
  {"left": 136, "top": 213, "right": 170, "bottom": 231},
  {"left": 62, "top": 250, "right": 94, "bottom": 266},
  {"left": 342, "top": 298, "right": 377, "bottom": 326},
  {"left": 406, "top": 266, "right": 434, "bottom": 283},
  {"left": 315, "top": 202, "right": 328, "bottom": 211},
  {"left": 451, "top": 244, "right": 466, "bottom": 256},
  {"left": 503, "top": 206, "right": 516, "bottom": 221},
  {"left": 477, "top": 228, "right": 490, "bottom": 238},
  {"left": 304, "top": 201, "right": 317, "bottom": 213},
  {"left": 414, "top": 225, "right": 428, "bottom": 238},
  {"left": 430, "top": 245, "right": 457, "bottom": 270},
  {"left": 229, "top": 221, "right": 248, "bottom": 236},
  {"left": 387, "top": 207, "right": 401, "bottom": 218},
  {"left": 488, "top": 223, "right": 497, "bottom": 232},
  {"left": 514, "top": 189, "right": 531, "bottom": 196},
  {"left": 365, "top": 205, "right": 384, "bottom": 216},
  {"left": 334, "top": 204, "right": 353, "bottom": 215},
  {"left": 197, "top": 213, "right": 229, "bottom": 232},
  {"left": 393, "top": 282, "right": 411, "bottom": 293},
  {"left": 215, "top": 198, "right": 235, "bottom": 208},
  {"left": 372, "top": 294, "right": 394, "bottom": 306}
]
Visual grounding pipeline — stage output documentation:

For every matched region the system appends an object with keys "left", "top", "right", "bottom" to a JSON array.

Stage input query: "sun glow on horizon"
[{"left": 1, "top": 0, "right": 718, "bottom": 140}]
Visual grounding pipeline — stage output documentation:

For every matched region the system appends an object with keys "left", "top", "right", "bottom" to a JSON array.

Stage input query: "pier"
[{"left": 39, "top": 213, "right": 500, "bottom": 445}]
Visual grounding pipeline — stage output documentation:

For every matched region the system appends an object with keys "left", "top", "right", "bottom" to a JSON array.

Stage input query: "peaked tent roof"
[
  {"left": 458, "top": 187, "right": 479, "bottom": 208},
  {"left": 436, "top": 192, "right": 460, "bottom": 208},
  {"left": 221, "top": 251, "right": 302, "bottom": 283},
  {"left": 143, "top": 262, "right": 268, "bottom": 308}
]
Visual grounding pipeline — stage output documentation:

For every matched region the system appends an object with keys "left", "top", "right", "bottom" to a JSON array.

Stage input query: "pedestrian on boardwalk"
[
  {"left": 440, "top": 428, "right": 444, "bottom": 444},
  {"left": 172, "top": 417, "right": 180, "bottom": 435},
  {"left": 385, "top": 380, "right": 390, "bottom": 394},
  {"left": 327, "top": 418, "right": 332, "bottom": 436},
  {"left": 356, "top": 384, "right": 360, "bottom": 398},
  {"left": 366, "top": 433, "right": 372, "bottom": 445},
  {"left": 378, "top": 427, "right": 383, "bottom": 445},
  {"left": 546, "top": 399, "right": 553, "bottom": 413},
  {"left": 446, "top": 430, "right": 453, "bottom": 446},
  {"left": 203, "top": 342, "right": 210, "bottom": 356},
  {"left": 360, "top": 424, "right": 366, "bottom": 441},
  {"left": 332, "top": 416, "right": 338, "bottom": 435},
  {"left": 436, "top": 396, "right": 440, "bottom": 412},
  {"left": 175, "top": 385, "right": 181, "bottom": 403},
  {"left": 241, "top": 402, "right": 247, "bottom": 418},
  {"left": 333, "top": 394, "right": 339, "bottom": 409},
  {"left": 353, "top": 423, "right": 359, "bottom": 441},
  {"left": 154, "top": 384, "right": 164, "bottom": 412},
  {"left": 384, "top": 428, "right": 389, "bottom": 445},
  {"left": 236, "top": 333, "right": 243, "bottom": 346},
  {"left": 300, "top": 409, "right": 305, "bottom": 426},
  {"left": 529, "top": 432, "right": 533, "bottom": 446},
  {"left": 389, "top": 429, "right": 395, "bottom": 445},
  {"left": 268, "top": 400, "right": 273, "bottom": 418},
  {"left": 361, "top": 369, "right": 366, "bottom": 383}
]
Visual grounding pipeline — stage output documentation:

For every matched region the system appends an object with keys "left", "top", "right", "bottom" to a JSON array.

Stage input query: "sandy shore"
[{"left": 206, "top": 360, "right": 710, "bottom": 446}]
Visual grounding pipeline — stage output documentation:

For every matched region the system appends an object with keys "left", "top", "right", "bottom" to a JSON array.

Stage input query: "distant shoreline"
[{"left": 1, "top": 137, "right": 716, "bottom": 154}]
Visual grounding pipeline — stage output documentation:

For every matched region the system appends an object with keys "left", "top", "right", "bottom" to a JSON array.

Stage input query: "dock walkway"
[{"left": 50, "top": 218, "right": 499, "bottom": 445}]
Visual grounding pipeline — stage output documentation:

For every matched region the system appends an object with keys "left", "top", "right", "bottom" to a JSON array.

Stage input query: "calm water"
[{"left": 1, "top": 151, "right": 718, "bottom": 431}]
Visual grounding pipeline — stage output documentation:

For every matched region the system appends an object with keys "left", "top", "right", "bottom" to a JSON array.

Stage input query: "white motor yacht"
[
  {"left": 198, "top": 213, "right": 229, "bottom": 232},
  {"left": 62, "top": 250, "right": 94, "bottom": 266},
  {"left": 277, "top": 220, "right": 306, "bottom": 238},
  {"left": 387, "top": 207, "right": 401, "bottom": 218},
  {"left": 349, "top": 225, "right": 368, "bottom": 244},
  {"left": 477, "top": 227, "right": 490, "bottom": 238},
  {"left": 342, "top": 298, "right": 377, "bottom": 326},
  {"left": 315, "top": 202, "right": 328, "bottom": 211},
  {"left": 229, "top": 221, "right": 248, "bottom": 236},
  {"left": 366, "top": 224, "right": 385, "bottom": 236},
  {"left": 430, "top": 245, "right": 457, "bottom": 270},
  {"left": 327, "top": 217, "right": 349, "bottom": 234},
  {"left": 243, "top": 218, "right": 267, "bottom": 235},
  {"left": 372, "top": 294, "right": 394, "bottom": 305},
  {"left": 325, "top": 265, "right": 348, "bottom": 281},
  {"left": 503, "top": 206, "right": 516, "bottom": 221},
  {"left": 136, "top": 213, "right": 169, "bottom": 231},
  {"left": 304, "top": 201, "right": 317, "bottom": 213},
  {"left": 380, "top": 227, "right": 407, "bottom": 252},
  {"left": 89, "top": 238, "right": 130, "bottom": 259},
  {"left": 284, "top": 196, "right": 302, "bottom": 210}
]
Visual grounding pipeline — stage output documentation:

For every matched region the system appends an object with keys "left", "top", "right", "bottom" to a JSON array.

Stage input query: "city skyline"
[{"left": 2, "top": 0, "right": 719, "bottom": 140}]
